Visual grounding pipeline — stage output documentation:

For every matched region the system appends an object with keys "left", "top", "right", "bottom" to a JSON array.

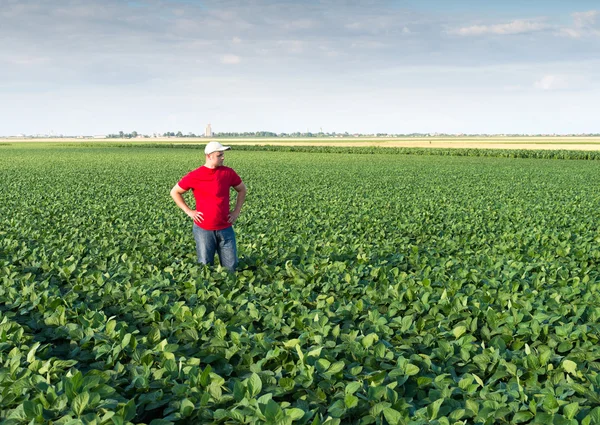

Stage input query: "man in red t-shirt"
[{"left": 170, "top": 141, "right": 247, "bottom": 271}]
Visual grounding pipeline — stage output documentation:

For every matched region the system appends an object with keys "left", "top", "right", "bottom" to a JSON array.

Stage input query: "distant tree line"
[
  {"left": 162, "top": 132, "right": 202, "bottom": 137},
  {"left": 106, "top": 130, "right": 600, "bottom": 139},
  {"left": 107, "top": 131, "right": 199, "bottom": 138},
  {"left": 107, "top": 131, "right": 143, "bottom": 139}
]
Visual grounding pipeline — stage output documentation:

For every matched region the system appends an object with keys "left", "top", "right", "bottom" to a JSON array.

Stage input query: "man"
[{"left": 170, "top": 141, "right": 247, "bottom": 271}]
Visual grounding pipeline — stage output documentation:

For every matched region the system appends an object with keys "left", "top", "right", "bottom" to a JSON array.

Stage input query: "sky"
[{"left": 1, "top": 0, "right": 599, "bottom": 135}]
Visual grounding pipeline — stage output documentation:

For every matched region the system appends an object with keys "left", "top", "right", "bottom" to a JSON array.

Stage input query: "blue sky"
[{"left": 1, "top": 0, "right": 599, "bottom": 135}]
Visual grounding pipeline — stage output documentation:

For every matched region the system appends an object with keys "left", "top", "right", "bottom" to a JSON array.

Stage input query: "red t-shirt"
[{"left": 178, "top": 166, "right": 242, "bottom": 230}]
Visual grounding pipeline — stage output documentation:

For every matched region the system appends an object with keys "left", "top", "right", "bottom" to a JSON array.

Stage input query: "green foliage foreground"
[{"left": 2, "top": 145, "right": 600, "bottom": 425}]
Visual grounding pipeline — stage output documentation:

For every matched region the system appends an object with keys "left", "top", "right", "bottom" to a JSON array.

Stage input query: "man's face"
[{"left": 209, "top": 151, "right": 225, "bottom": 166}]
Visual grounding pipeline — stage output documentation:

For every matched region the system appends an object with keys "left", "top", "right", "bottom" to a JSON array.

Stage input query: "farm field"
[
  {"left": 2, "top": 144, "right": 600, "bottom": 424},
  {"left": 3, "top": 136, "right": 600, "bottom": 151}
]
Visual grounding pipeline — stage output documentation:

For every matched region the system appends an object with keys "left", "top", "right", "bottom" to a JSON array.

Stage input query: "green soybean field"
[{"left": 2, "top": 144, "right": 600, "bottom": 425}]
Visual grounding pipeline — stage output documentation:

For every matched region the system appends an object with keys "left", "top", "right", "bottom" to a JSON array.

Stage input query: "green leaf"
[
  {"left": 120, "top": 333, "right": 132, "bottom": 349},
  {"left": 180, "top": 398, "right": 195, "bottom": 417},
  {"left": 213, "top": 409, "right": 228, "bottom": 420},
  {"left": 465, "top": 399, "right": 479, "bottom": 415},
  {"left": 563, "top": 402, "right": 579, "bottom": 420},
  {"left": 542, "top": 395, "right": 559, "bottom": 414},
  {"left": 345, "top": 394, "right": 359, "bottom": 409},
  {"left": 382, "top": 407, "right": 403, "bottom": 425},
  {"left": 400, "top": 316, "right": 413, "bottom": 332},
  {"left": 111, "top": 415, "right": 125, "bottom": 425},
  {"left": 534, "top": 413, "right": 554, "bottom": 423},
  {"left": 264, "top": 399, "right": 283, "bottom": 422},
  {"left": 345, "top": 382, "right": 362, "bottom": 395},
  {"left": 26, "top": 342, "right": 41, "bottom": 363},
  {"left": 316, "top": 358, "right": 331, "bottom": 372},
  {"left": 586, "top": 407, "right": 600, "bottom": 424},
  {"left": 512, "top": 411, "right": 534, "bottom": 423},
  {"left": 23, "top": 400, "right": 42, "bottom": 419},
  {"left": 449, "top": 409, "right": 465, "bottom": 421},
  {"left": 199, "top": 365, "right": 212, "bottom": 387},
  {"left": 123, "top": 399, "right": 137, "bottom": 422},
  {"left": 327, "top": 361, "right": 345, "bottom": 375},
  {"left": 284, "top": 339, "right": 301, "bottom": 348},
  {"left": 452, "top": 325, "right": 466, "bottom": 339},
  {"left": 247, "top": 373, "right": 262, "bottom": 398},
  {"left": 229, "top": 410, "right": 245, "bottom": 422},
  {"left": 458, "top": 375, "right": 474, "bottom": 390},
  {"left": 374, "top": 342, "right": 386, "bottom": 358},
  {"left": 562, "top": 360, "right": 578, "bottom": 374},
  {"left": 286, "top": 408, "right": 305, "bottom": 421},
  {"left": 552, "top": 414, "right": 575, "bottom": 425},
  {"left": 72, "top": 391, "right": 90, "bottom": 416},
  {"left": 472, "top": 373, "right": 484, "bottom": 387},
  {"left": 327, "top": 361, "right": 346, "bottom": 375},
  {"left": 427, "top": 398, "right": 444, "bottom": 420},
  {"left": 358, "top": 416, "right": 376, "bottom": 425},
  {"left": 279, "top": 377, "right": 295, "bottom": 391},
  {"left": 328, "top": 400, "right": 346, "bottom": 418},
  {"left": 405, "top": 364, "right": 420, "bottom": 376},
  {"left": 295, "top": 345, "right": 305, "bottom": 363},
  {"left": 208, "top": 382, "right": 222, "bottom": 400},
  {"left": 147, "top": 326, "right": 161, "bottom": 344},
  {"left": 234, "top": 380, "right": 246, "bottom": 401},
  {"left": 362, "top": 333, "right": 379, "bottom": 348}
]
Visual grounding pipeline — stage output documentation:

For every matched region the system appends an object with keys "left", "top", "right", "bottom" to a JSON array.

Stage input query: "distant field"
[{"left": 3, "top": 136, "right": 600, "bottom": 151}]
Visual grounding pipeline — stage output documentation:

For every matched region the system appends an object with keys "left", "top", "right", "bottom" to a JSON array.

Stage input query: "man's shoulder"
[
  {"left": 217, "top": 166, "right": 241, "bottom": 183},
  {"left": 185, "top": 166, "right": 207, "bottom": 175},
  {"left": 217, "top": 166, "right": 239, "bottom": 175}
]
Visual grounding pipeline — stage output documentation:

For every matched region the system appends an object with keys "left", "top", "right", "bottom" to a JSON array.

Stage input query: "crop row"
[{"left": 106, "top": 143, "right": 600, "bottom": 160}]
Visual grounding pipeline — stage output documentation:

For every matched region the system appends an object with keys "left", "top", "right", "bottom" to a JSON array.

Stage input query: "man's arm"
[
  {"left": 228, "top": 182, "right": 247, "bottom": 224},
  {"left": 170, "top": 184, "right": 203, "bottom": 223}
]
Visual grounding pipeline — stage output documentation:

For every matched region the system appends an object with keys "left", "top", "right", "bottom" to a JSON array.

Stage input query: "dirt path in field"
[{"left": 3, "top": 137, "right": 600, "bottom": 151}]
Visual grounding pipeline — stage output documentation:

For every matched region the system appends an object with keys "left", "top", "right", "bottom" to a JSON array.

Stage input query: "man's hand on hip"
[
  {"left": 187, "top": 210, "right": 204, "bottom": 223},
  {"left": 228, "top": 211, "right": 240, "bottom": 224}
]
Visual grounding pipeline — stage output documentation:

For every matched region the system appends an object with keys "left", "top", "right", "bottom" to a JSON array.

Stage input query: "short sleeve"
[
  {"left": 178, "top": 172, "right": 194, "bottom": 191},
  {"left": 229, "top": 169, "right": 242, "bottom": 187}
]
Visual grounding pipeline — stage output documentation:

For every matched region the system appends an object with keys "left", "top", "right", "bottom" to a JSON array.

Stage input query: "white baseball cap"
[{"left": 204, "top": 141, "right": 231, "bottom": 155}]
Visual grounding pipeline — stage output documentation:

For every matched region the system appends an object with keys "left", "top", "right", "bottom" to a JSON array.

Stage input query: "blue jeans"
[{"left": 193, "top": 224, "right": 238, "bottom": 272}]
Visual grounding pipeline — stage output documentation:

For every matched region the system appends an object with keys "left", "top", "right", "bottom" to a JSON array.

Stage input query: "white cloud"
[
  {"left": 534, "top": 75, "right": 560, "bottom": 90},
  {"left": 573, "top": 10, "right": 599, "bottom": 28},
  {"left": 452, "top": 19, "right": 550, "bottom": 36},
  {"left": 559, "top": 28, "right": 584, "bottom": 38},
  {"left": 533, "top": 75, "right": 573, "bottom": 91},
  {"left": 220, "top": 54, "right": 241, "bottom": 65},
  {"left": 559, "top": 10, "right": 600, "bottom": 38}
]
